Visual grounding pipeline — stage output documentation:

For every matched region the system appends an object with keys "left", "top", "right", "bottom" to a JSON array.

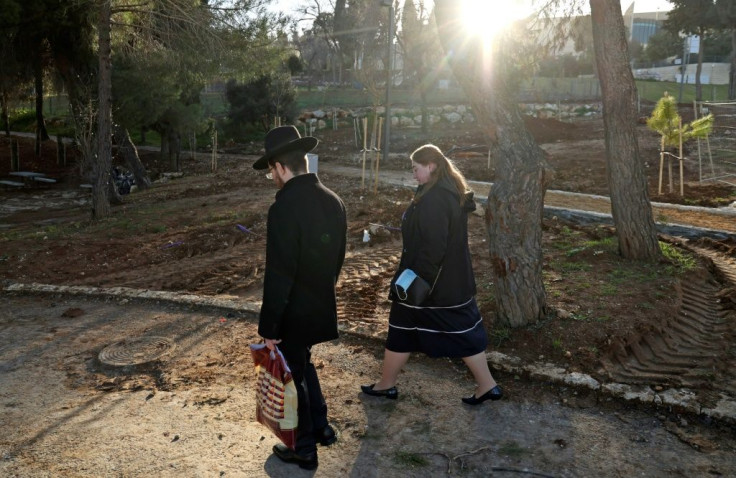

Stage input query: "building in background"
[{"left": 623, "top": 2, "right": 668, "bottom": 46}]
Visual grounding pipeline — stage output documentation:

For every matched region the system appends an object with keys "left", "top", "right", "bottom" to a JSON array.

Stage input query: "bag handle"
[{"left": 394, "top": 283, "right": 408, "bottom": 301}]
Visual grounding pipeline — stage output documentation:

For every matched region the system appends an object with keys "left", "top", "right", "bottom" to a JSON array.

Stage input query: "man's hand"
[{"left": 264, "top": 338, "right": 282, "bottom": 351}]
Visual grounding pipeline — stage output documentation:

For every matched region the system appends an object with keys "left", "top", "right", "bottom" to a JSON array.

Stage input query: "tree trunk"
[
  {"left": 113, "top": 124, "right": 152, "bottom": 190},
  {"left": 420, "top": 89, "right": 428, "bottom": 134},
  {"left": 1, "top": 89, "right": 9, "bottom": 136},
  {"left": 93, "top": 0, "right": 113, "bottom": 219},
  {"left": 170, "top": 131, "right": 181, "bottom": 172},
  {"left": 434, "top": 0, "right": 548, "bottom": 327},
  {"left": 34, "top": 61, "right": 50, "bottom": 156},
  {"left": 160, "top": 129, "right": 170, "bottom": 160},
  {"left": 108, "top": 172, "right": 123, "bottom": 205},
  {"left": 590, "top": 0, "right": 660, "bottom": 260},
  {"left": 730, "top": 28, "right": 736, "bottom": 100}
]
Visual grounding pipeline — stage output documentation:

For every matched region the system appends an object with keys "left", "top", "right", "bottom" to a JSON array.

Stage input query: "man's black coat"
[{"left": 258, "top": 173, "right": 347, "bottom": 346}]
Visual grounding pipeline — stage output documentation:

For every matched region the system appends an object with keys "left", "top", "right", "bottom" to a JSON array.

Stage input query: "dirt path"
[{"left": 1, "top": 293, "right": 735, "bottom": 477}]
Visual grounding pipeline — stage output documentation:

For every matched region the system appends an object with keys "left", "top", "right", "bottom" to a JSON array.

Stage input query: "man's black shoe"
[
  {"left": 314, "top": 424, "right": 337, "bottom": 446},
  {"left": 272, "top": 444, "right": 318, "bottom": 470}
]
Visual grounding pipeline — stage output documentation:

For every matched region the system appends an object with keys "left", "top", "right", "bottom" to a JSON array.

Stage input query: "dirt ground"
[
  {"left": 1, "top": 110, "right": 736, "bottom": 476},
  {"left": 2, "top": 294, "right": 735, "bottom": 477}
]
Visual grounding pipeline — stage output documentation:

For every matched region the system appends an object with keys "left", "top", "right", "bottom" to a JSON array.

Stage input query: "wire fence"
[{"left": 695, "top": 100, "right": 736, "bottom": 187}]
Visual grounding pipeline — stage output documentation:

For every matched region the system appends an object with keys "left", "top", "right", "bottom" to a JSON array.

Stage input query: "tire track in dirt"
[
  {"left": 601, "top": 240, "right": 736, "bottom": 396},
  {"left": 336, "top": 243, "right": 400, "bottom": 339},
  {"left": 69, "top": 241, "right": 266, "bottom": 298}
]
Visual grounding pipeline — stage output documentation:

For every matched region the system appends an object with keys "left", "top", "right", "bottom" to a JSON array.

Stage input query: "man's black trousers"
[{"left": 278, "top": 342, "right": 328, "bottom": 454}]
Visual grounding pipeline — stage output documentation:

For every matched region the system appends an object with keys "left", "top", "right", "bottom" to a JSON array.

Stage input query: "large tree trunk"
[
  {"left": 590, "top": 0, "right": 660, "bottom": 260},
  {"left": 434, "top": 0, "right": 548, "bottom": 327},
  {"left": 92, "top": 0, "right": 113, "bottom": 219},
  {"left": 113, "top": 124, "right": 152, "bottom": 190}
]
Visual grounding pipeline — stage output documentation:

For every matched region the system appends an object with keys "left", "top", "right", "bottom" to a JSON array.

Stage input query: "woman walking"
[{"left": 361, "top": 144, "right": 502, "bottom": 405}]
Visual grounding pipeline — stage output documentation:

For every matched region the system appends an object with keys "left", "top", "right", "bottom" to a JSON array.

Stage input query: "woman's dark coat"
[
  {"left": 390, "top": 175, "right": 477, "bottom": 306},
  {"left": 258, "top": 173, "right": 347, "bottom": 346}
]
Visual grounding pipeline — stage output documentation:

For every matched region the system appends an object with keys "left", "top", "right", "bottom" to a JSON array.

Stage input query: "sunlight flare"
[{"left": 459, "top": 0, "right": 531, "bottom": 40}]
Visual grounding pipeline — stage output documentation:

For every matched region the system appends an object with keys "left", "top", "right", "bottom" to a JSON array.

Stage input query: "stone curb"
[{"left": 3, "top": 280, "right": 735, "bottom": 425}]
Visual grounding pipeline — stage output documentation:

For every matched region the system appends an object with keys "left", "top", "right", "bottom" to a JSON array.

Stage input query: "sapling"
[{"left": 646, "top": 92, "right": 713, "bottom": 195}]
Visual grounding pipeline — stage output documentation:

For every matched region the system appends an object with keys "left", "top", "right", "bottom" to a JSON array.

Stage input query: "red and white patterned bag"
[{"left": 249, "top": 344, "right": 298, "bottom": 449}]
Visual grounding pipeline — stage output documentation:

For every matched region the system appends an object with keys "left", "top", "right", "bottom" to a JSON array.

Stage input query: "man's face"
[{"left": 267, "top": 162, "right": 286, "bottom": 189}]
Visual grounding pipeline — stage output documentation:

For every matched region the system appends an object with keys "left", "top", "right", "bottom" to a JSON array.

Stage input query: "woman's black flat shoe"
[
  {"left": 361, "top": 384, "right": 398, "bottom": 400},
  {"left": 462, "top": 385, "right": 503, "bottom": 405}
]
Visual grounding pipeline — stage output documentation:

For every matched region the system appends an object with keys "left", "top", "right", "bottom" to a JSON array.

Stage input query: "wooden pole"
[
  {"left": 668, "top": 146, "right": 673, "bottom": 194},
  {"left": 679, "top": 118, "right": 684, "bottom": 196},
  {"left": 369, "top": 113, "right": 378, "bottom": 184},
  {"left": 658, "top": 136, "right": 664, "bottom": 195},
  {"left": 705, "top": 134, "right": 715, "bottom": 178},
  {"left": 353, "top": 118, "right": 358, "bottom": 148},
  {"left": 693, "top": 100, "right": 701, "bottom": 182},
  {"left": 374, "top": 116, "right": 384, "bottom": 194},
  {"left": 211, "top": 130, "right": 218, "bottom": 172},
  {"left": 361, "top": 117, "right": 367, "bottom": 190}
]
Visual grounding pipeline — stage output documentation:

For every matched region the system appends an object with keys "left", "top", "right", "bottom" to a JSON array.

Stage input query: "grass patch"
[
  {"left": 570, "top": 312, "right": 590, "bottom": 321},
  {"left": 491, "top": 326, "right": 511, "bottom": 348},
  {"left": 392, "top": 451, "right": 429, "bottom": 468},
  {"left": 558, "top": 261, "right": 592, "bottom": 272},
  {"left": 608, "top": 265, "right": 659, "bottom": 284},
  {"left": 660, "top": 242, "right": 697, "bottom": 273},
  {"left": 600, "top": 284, "right": 618, "bottom": 296},
  {"left": 498, "top": 441, "right": 527, "bottom": 458},
  {"left": 146, "top": 224, "right": 167, "bottom": 234},
  {"left": 583, "top": 236, "right": 616, "bottom": 250}
]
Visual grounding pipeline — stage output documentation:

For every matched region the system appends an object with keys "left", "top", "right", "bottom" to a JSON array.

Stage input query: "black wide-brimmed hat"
[{"left": 253, "top": 125, "right": 318, "bottom": 170}]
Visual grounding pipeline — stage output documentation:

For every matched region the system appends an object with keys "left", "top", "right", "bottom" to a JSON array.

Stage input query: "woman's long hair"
[{"left": 410, "top": 144, "right": 469, "bottom": 203}]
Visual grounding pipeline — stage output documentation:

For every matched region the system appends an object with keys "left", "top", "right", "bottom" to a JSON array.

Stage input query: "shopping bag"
[{"left": 249, "top": 343, "right": 298, "bottom": 449}]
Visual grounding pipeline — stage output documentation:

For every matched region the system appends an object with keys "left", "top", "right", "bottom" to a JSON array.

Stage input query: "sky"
[
  {"left": 624, "top": 0, "right": 673, "bottom": 13},
  {"left": 270, "top": 0, "right": 675, "bottom": 15}
]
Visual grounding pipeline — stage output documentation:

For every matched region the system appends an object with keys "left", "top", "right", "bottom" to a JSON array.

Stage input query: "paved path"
[{"left": 324, "top": 164, "right": 736, "bottom": 239}]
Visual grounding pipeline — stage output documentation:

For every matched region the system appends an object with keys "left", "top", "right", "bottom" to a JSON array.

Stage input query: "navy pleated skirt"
[{"left": 385, "top": 297, "right": 488, "bottom": 358}]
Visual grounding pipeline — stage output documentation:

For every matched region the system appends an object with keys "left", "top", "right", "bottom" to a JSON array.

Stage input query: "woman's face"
[{"left": 412, "top": 161, "right": 434, "bottom": 185}]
